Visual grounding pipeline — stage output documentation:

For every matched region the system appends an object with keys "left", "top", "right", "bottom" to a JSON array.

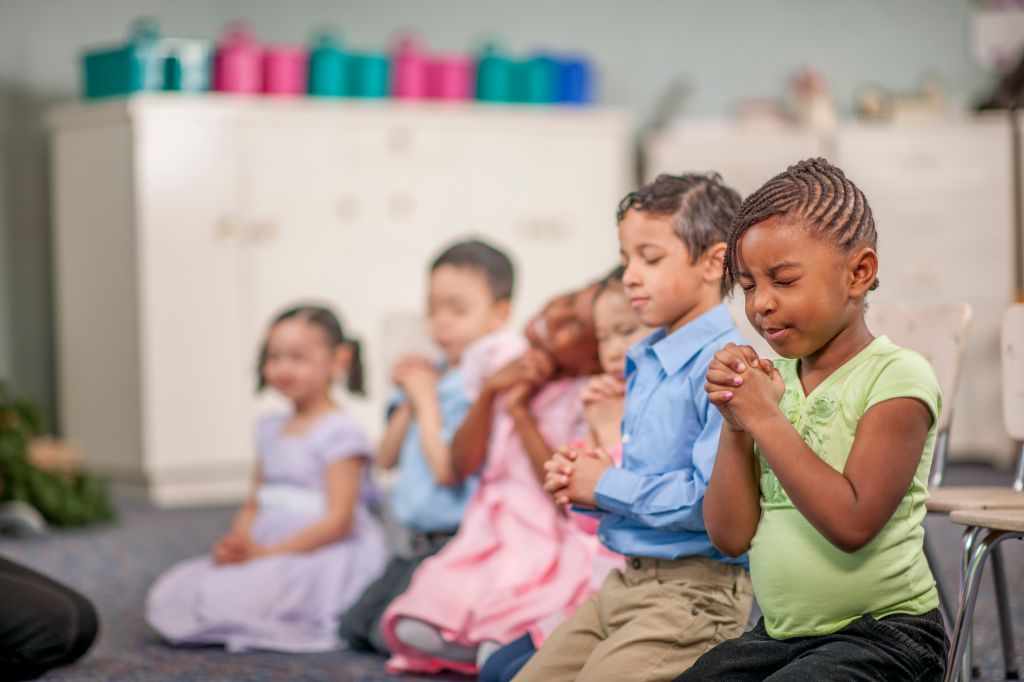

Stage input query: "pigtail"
[
  {"left": 256, "top": 340, "right": 269, "bottom": 391},
  {"left": 345, "top": 338, "right": 366, "bottom": 396}
]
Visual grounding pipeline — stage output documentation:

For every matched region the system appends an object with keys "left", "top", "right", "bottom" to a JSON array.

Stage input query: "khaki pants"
[{"left": 513, "top": 556, "right": 752, "bottom": 682}]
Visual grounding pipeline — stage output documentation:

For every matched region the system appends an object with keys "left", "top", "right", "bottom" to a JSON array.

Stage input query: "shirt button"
[
  {"left": 598, "top": 534, "right": 607, "bottom": 543},
  {"left": 622, "top": 433, "right": 631, "bottom": 444}
]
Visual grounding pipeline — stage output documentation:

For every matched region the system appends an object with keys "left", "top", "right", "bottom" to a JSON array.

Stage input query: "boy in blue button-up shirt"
[{"left": 516, "top": 175, "right": 754, "bottom": 682}]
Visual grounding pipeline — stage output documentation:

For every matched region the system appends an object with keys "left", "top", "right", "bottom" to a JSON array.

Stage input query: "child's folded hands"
[
  {"left": 704, "top": 342, "right": 785, "bottom": 433},
  {"left": 543, "top": 444, "right": 614, "bottom": 509},
  {"left": 213, "top": 532, "right": 265, "bottom": 565},
  {"left": 393, "top": 355, "right": 440, "bottom": 401}
]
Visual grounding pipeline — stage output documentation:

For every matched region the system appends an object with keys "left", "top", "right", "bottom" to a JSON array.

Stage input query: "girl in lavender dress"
[{"left": 146, "top": 305, "right": 388, "bottom": 653}]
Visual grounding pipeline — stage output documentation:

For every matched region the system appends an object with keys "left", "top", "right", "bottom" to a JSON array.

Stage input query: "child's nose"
[{"left": 752, "top": 289, "right": 776, "bottom": 315}]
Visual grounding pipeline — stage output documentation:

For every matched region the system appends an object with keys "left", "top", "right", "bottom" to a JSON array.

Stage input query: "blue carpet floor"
[{"left": 0, "top": 464, "right": 1021, "bottom": 681}]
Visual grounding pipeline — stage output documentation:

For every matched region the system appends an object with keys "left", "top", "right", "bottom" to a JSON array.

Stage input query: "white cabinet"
[
  {"left": 49, "top": 95, "right": 631, "bottom": 507},
  {"left": 645, "top": 115, "right": 1018, "bottom": 466}
]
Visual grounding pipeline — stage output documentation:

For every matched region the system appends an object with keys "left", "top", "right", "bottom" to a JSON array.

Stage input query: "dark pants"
[
  {"left": 480, "top": 633, "right": 536, "bottom": 682},
  {"left": 339, "top": 531, "right": 452, "bottom": 654},
  {"left": 676, "top": 609, "right": 948, "bottom": 682},
  {"left": 0, "top": 556, "right": 99, "bottom": 681}
]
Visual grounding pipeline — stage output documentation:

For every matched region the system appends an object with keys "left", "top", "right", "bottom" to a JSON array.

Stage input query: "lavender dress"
[{"left": 146, "top": 411, "right": 389, "bottom": 653}]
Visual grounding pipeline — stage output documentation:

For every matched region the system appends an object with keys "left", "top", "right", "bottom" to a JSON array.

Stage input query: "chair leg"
[
  {"left": 946, "top": 529, "right": 1006, "bottom": 682},
  {"left": 929, "top": 428, "right": 950, "bottom": 488},
  {"left": 990, "top": 546, "right": 1020, "bottom": 680},
  {"left": 959, "top": 526, "right": 984, "bottom": 680}
]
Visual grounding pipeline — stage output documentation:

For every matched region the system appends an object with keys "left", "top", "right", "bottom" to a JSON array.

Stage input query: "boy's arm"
[
  {"left": 376, "top": 403, "right": 412, "bottom": 470},
  {"left": 408, "top": 389, "right": 458, "bottom": 487},
  {"left": 591, "top": 393, "right": 723, "bottom": 532},
  {"left": 702, "top": 427, "right": 762, "bottom": 557}
]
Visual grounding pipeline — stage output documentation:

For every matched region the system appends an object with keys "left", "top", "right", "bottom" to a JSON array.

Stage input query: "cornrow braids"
[
  {"left": 723, "top": 158, "right": 879, "bottom": 293},
  {"left": 617, "top": 173, "right": 742, "bottom": 296}
]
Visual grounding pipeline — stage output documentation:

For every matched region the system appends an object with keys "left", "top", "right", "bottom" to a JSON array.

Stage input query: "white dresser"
[{"left": 49, "top": 95, "right": 632, "bottom": 506}]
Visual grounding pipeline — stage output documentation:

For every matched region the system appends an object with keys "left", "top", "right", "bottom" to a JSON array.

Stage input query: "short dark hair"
[
  {"left": 723, "top": 158, "right": 879, "bottom": 293},
  {"left": 257, "top": 305, "right": 364, "bottom": 395},
  {"left": 430, "top": 239, "right": 515, "bottom": 301},
  {"left": 617, "top": 173, "right": 742, "bottom": 296}
]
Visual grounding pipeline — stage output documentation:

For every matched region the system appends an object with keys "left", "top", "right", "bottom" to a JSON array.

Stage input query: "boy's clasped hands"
[{"left": 543, "top": 342, "right": 786, "bottom": 508}]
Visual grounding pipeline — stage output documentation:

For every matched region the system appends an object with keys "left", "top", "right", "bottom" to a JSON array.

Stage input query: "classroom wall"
[{"left": 0, "top": 0, "right": 993, "bottom": 425}]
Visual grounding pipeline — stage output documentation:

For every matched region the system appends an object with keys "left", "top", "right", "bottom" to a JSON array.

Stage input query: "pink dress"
[
  {"left": 381, "top": 346, "right": 622, "bottom": 674},
  {"left": 528, "top": 440, "right": 624, "bottom": 647}
]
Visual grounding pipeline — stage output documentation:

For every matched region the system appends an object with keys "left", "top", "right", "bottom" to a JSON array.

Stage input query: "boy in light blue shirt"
[
  {"left": 341, "top": 239, "right": 515, "bottom": 654},
  {"left": 516, "top": 174, "right": 754, "bottom": 682}
]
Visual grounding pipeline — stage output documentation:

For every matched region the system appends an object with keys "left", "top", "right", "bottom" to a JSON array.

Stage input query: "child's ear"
[
  {"left": 702, "top": 242, "right": 727, "bottom": 282},
  {"left": 847, "top": 247, "right": 878, "bottom": 299},
  {"left": 492, "top": 299, "right": 512, "bottom": 328}
]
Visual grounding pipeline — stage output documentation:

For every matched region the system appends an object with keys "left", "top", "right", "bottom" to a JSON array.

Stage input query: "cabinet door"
[
  {"left": 135, "top": 117, "right": 253, "bottom": 498},
  {"left": 457, "top": 115, "right": 631, "bottom": 332},
  {"left": 644, "top": 123, "right": 823, "bottom": 195},
  {"left": 837, "top": 119, "right": 1014, "bottom": 463},
  {"left": 643, "top": 122, "right": 823, "bottom": 348},
  {"left": 235, "top": 119, "right": 392, "bottom": 433}
]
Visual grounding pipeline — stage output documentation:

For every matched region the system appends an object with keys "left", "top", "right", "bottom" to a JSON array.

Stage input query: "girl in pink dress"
[
  {"left": 481, "top": 268, "right": 657, "bottom": 682},
  {"left": 146, "top": 305, "right": 388, "bottom": 653},
  {"left": 380, "top": 276, "right": 616, "bottom": 675}
]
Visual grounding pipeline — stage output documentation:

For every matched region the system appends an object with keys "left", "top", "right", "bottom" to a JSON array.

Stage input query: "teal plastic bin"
[
  {"left": 348, "top": 52, "right": 389, "bottom": 98},
  {"left": 308, "top": 33, "right": 348, "bottom": 97},
  {"left": 81, "top": 19, "right": 211, "bottom": 99}
]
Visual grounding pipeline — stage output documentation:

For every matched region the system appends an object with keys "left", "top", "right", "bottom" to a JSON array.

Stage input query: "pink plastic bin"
[
  {"left": 264, "top": 45, "right": 308, "bottom": 96},
  {"left": 213, "top": 24, "right": 262, "bottom": 93},
  {"left": 392, "top": 38, "right": 429, "bottom": 99},
  {"left": 429, "top": 55, "right": 473, "bottom": 100}
]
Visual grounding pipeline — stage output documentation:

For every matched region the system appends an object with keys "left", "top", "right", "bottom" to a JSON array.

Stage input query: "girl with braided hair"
[{"left": 678, "top": 158, "right": 948, "bottom": 681}]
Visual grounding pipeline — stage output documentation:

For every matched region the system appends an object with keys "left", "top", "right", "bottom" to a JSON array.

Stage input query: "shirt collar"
[{"left": 627, "top": 304, "right": 735, "bottom": 377}]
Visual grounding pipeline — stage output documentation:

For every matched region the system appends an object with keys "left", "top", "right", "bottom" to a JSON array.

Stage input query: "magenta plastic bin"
[
  {"left": 213, "top": 24, "right": 262, "bottom": 93},
  {"left": 429, "top": 55, "right": 473, "bottom": 100},
  {"left": 264, "top": 45, "right": 307, "bottom": 96}
]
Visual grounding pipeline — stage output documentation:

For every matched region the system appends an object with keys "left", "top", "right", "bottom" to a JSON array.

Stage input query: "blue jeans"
[
  {"left": 676, "top": 609, "right": 947, "bottom": 682},
  {"left": 480, "top": 634, "right": 536, "bottom": 682}
]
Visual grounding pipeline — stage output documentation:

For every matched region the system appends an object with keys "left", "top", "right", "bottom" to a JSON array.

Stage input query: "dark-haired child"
[
  {"left": 480, "top": 268, "right": 653, "bottom": 682},
  {"left": 379, "top": 275, "right": 618, "bottom": 676},
  {"left": 147, "top": 305, "right": 388, "bottom": 653},
  {"left": 341, "top": 239, "right": 517, "bottom": 654},
  {"left": 678, "top": 158, "right": 948, "bottom": 681},
  {"left": 521, "top": 174, "right": 753, "bottom": 682}
]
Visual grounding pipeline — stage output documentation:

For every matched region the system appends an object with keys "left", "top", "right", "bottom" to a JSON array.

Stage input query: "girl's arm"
[
  {"left": 590, "top": 420, "right": 621, "bottom": 451},
  {"left": 229, "top": 467, "right": 262, "bottom": 537},
  {"left": 747, "top": 398, "right": 930, "bottom": 553},
  {"left": 259, "top": 457, "right": 364, "bottom": 556},
  {"left": 580, "top": 374, "right": 625, "bottom": 451},
  {"left": 450, "top": 385, "right": 498, "bottom": 481},
  {"left": 509, "top": 404, "right": 555, "bottom": 486},
  {"left": 702, "top": 427, "right": 762, "bottom": 557},
  {"left": 376, "top": 403, "right": 413, "bottom": 470}
]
